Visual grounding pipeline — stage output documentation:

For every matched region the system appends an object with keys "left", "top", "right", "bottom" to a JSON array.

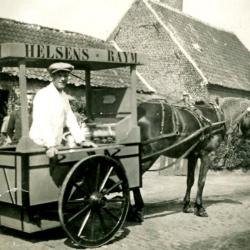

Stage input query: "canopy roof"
[{"left": 0, "top": 43, "right": 145, "bottom": 70}]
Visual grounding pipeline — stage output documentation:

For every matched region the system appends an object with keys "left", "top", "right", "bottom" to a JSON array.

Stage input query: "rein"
[
  {"left": 142, "top": 121, "right": 225, "bottom": 162},
  {"left": 148, "top": 140, "right": 200, "bottom": 172}
]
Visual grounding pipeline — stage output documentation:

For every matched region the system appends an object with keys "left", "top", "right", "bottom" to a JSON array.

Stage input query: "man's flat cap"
[{"left": 48, "top": 62, "right": 74, "bottom": 75}]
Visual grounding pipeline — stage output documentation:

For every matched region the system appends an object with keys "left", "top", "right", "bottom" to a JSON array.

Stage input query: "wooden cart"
[{"left": 0, "top": 42, "right": 145, "bottom": 248}]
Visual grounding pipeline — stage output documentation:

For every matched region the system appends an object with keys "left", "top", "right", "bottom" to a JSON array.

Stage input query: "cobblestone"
[{"left": 0, "top": 171, "right": 250, "bottom": 249}]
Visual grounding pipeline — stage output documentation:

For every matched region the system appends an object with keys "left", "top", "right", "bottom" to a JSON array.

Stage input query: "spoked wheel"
[{"left": 58, "top": 155, "right": 130, "bottom": 248}]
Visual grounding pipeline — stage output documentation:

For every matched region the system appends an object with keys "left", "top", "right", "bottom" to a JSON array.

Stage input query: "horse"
[
  {"left": 128, "top": 97, "right": 250, "bottom": 222},
  {"left": 239, "top": 108, "right": 250, "bottom": 138}
]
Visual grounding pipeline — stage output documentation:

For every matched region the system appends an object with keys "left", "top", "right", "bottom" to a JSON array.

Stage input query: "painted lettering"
[
  {"left": 25, "top": 44, "right": 34, "bottom": 57},
  {"left": 123, "top": 52, "right": 128, "bottom": 63},
  {"left": 23, "top": 44, "right": 138, "bottom": 64},
  {"left": 72, "top": 48, "right": 79, "bottom": 61},
  {"left": 55, "top": 46, "right": 63, "bottom": 59},
  {"left": 117, "top": 52, "right": 122, "bottom": 62},
  {"left": 37, "top": 45, "right": 46, "bottom": 58},
  {"left": 108, "top": 50, "right": 115, "bottom": 62},
  {"left": 81, "top": 49, "right": 89, "bottom": 60},
  {"left": 130, "top": 53, "right": 137, "bottom": 63},
  {"left": 65, "top": 47, "right": 73, "bottom": 60},
  {"left": 46, "top": 45, "right": 56, "bottom": 59}
]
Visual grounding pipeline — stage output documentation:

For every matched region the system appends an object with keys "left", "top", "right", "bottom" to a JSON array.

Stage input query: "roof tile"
[
  {"left": 0, "top": 18, "right": 151, "bottom": 93},
  {"left": 149, "top": 1, "right": 250, "bottom": 90}
]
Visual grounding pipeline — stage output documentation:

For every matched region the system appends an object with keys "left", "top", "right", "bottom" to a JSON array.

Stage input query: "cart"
[{"left": 0, "top": 43, "right": 145, "bottom": 248}]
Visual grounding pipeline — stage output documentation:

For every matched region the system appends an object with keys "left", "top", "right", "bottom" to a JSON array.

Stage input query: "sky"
[
  {"left": 0, "top": 0, "right": 249, "bottom": 50},
  {"left": 0, "top": 0, "right": 134, "bottom": 39}
]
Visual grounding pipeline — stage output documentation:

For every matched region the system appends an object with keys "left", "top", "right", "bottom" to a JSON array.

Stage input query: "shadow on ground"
[
  {"left": 141, "top": 197, "right": 242, "bottom": 220},
  {"left": 0, "top": 221, "right": 131, "bottom": 249},
  {"left": 0, "top": 226, "right": 66, "bottom": 243},
  {"left": 180, "top": 230, "right": 250, "bottom": 250},
  {"left": 0, "top": 196, "right": 244, "bottom": 248}
]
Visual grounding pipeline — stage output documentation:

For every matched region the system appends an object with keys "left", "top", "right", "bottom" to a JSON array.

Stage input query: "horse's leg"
[
  {"left": 127, "top": 157, "right": 158, "bottom": 223},
  {"left": 183, "top": 154, "right": 198, "bottom": 213},
  {"left": 127, "top": 188, "right": 144, "bottom": 223},
  {"left": 194, "top": 152, "right": 210, "bottom": 217},
  {"left": 133, "top": 188, "right": 144, "bottom": 222}
]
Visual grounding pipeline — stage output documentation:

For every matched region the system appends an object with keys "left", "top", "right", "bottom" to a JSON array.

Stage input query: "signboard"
[{"left": 0, "top": 43, "right": 143, "bottom": 65}]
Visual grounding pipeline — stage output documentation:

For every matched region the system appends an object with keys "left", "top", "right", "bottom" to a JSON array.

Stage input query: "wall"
[
  {"left": 110, "top": 0, "right": 207, "bottom": 101},
  {"left": 159, "top": 0, "right": 183, "bottom": 10},
  {"left": 208, "top": 85, "right": 250, "bottom": 103}
]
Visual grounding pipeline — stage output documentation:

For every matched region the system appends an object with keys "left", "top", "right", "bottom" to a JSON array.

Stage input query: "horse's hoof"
[
  {"left": 183, "top": 204, "right": 194, "bottom": 213},
  {"left": 194, "top": 206, "right": 208, "bottom": 217},
  {"left": 127, "top": 211, "right": 144, "bottom": 223},
  {"left": 127, "top": 206, "right": 144, "bottom": 223},
  {"left": 134, "top": 210, "right": 144, "bottom": 223}
]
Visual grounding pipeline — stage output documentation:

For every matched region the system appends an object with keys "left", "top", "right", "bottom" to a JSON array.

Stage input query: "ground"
[{"left": 0, "top": 171, "right": 250, "bottom": 250}]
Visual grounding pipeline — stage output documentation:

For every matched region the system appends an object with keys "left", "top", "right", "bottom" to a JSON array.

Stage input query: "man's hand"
[
  {"left": 46, "top": 146, "right": 58, "bottom": 158},
  {"left": 79, "top": 140, "right": 98, "bottom": 148}
]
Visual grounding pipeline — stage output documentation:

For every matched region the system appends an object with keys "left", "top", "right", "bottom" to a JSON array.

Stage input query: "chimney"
[{"left": 159, "top": 0, "right": 183, "bottom": 11}]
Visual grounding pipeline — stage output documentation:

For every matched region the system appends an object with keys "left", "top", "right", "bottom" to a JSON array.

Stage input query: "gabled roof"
[
  {"left": 149, "top": 1, "right": 250, "bottom": 90},
  {"left": 109, "top": 0, "right": 250, "bottom": 94},
  {"left": 0, "top": 18, "right": 151, "bottom": 92},
  {"left": 108, "top": 0, "right": 204, "bottom": 99}
]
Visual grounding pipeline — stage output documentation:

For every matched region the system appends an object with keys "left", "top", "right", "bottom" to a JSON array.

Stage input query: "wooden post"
[
  {"left": 18, "top": 61, "right": 29, "bottom": 136},
  {"left": 85, "top": 69, "right": 92, "bottom": 120},
  {"left": 16, "top": 61, "right": 41, "bottom": 152},
  {"left": 130, "top": 65, "right": 137, "bottom": 126}
]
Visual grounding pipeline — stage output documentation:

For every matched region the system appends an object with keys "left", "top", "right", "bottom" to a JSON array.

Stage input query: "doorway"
[{"left": 0, "top": 89, "right": 9, "bottom": 128}]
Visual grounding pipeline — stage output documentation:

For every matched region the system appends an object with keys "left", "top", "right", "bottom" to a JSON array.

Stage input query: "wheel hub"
[{"left": 89, "top": 192, "right": 105, "bottom": 208}]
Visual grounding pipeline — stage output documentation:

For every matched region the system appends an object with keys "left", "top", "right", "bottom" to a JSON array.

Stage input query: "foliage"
[{"left": 211, "top": 132, "right": 250, "bottom": 171}]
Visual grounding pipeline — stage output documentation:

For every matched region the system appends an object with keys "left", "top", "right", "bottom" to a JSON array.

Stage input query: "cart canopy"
[{"left": 0, "top": 43, "right": 145, "bottom": 70}]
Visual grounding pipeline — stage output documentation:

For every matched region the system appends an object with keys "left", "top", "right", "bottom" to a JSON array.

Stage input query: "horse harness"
[
  {"left": 142, "top": 99, "right": 226, "bottom": 165},
  {"left": 158, "top": 99, "right": 225, "bottom": 137}
]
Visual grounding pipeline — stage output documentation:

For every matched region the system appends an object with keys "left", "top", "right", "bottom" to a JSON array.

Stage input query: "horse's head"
[
  {"left": 239, "top": 107, "right": 250, "bottom": 139},
  {"left": 137, "top": 101, "right": 163, "bottom": 141}
]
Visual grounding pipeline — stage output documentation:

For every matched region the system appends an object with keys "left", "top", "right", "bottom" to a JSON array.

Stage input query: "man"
[
  {"left": 29, "top": 62, "right": 93, "bottom": 158},
  {"left": 7, "top": 92, "right": 34, "bottom": 144}
]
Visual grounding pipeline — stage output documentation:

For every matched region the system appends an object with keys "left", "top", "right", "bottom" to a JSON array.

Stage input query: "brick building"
[{"left": 108, "top": 0, "right": 250, "bottom": 103}]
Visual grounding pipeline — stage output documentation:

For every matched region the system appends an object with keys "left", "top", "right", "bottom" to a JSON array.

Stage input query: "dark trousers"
[{"left": 49, "top": 156, "right": 72, "bottom": 187}]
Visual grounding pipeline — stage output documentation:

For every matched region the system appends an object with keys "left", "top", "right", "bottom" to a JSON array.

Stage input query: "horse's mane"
[{"left": 220, "top": 97, "right": 250, "bottom": 126}]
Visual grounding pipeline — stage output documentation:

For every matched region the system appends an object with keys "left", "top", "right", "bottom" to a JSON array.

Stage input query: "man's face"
[{"left": 52, "top": 71, "right": 69, "bottom": 91}]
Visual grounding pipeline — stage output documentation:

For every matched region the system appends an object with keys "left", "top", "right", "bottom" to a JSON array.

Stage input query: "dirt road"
[{"left": 0, "top": 171, "right": 250, "bottom": 250}]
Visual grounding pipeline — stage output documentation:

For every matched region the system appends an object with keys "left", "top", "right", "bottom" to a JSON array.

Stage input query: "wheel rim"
[{"left": 58, "top": 155, "right": 129, "bottom": 248}]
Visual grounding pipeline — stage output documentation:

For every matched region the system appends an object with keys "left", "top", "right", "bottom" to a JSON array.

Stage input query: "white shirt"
[{"left": 29, "top": 83, "right": 85, "bottom": 148}]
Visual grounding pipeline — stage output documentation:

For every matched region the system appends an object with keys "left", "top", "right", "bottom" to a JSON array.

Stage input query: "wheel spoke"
[
  {"left": 66, "top": 204, "right": 90, "bottom": 224},
  {"left": 99, "top": 166, "right": 114, "bottom": 192},
  {"left": 106, "top": 196, "right": 125, "bottom": 203},
  {"left": 90, "top": 212, "right": 96, "bottom": 240},
  {"left": 66, "top": 198, "right": 85, "bottom": 204},
  {"left": 103, "top": 207, "right": 119, "bottom": 221},
  {"left": 102, "top": 180, "right": 123, "bottom": 195},
  {"left": 95, "top": 163, "right": 101, "bottom": 191},
  {"left": 72, "top": 182, "right": 88, "bottom": 196},
  {"left": 97, "top": 210, "right": 107, "bottom": 233},
  {"left": 78, "top": 210, "right": 91, "bottom": 237},
  {"left": 64, "top": 198, "right": 86, "bottom": 212}
]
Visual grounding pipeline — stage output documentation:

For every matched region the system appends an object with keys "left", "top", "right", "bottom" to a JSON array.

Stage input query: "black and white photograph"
[{"left": 0, "top": 0, "right": 250, "bottom": 249}]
